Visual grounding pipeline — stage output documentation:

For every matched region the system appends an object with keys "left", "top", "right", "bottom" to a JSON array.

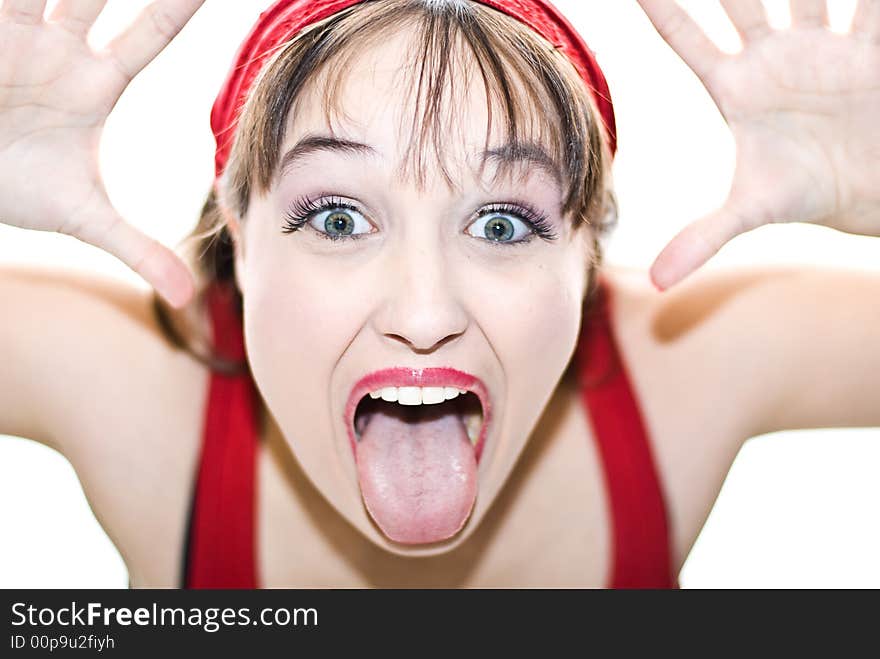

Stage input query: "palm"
[
  {"left": 0, "top": 20, "right": 126, "bottom": 234},
  {"left": 637, "top": 0, "right": 880, "bottom": 289},
  {"left": 710, "top": 27, "right": 880, "bottom": 234},
  {"left": 0, "top": 0, "right": 206, "bottom": 308}
]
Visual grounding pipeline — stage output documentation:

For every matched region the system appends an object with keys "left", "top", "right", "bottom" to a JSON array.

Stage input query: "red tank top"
[{"left": 182, "top": 277, "right": 678, "bottom": 588}]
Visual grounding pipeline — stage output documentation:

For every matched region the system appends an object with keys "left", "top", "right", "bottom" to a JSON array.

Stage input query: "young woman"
[{"left": 1, "top": 0, "right": 878, "bottom": 588}]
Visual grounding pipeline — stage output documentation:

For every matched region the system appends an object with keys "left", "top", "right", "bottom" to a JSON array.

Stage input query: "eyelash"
[{"left": 281, "top": 195, "right": 559, "bottom": 245}]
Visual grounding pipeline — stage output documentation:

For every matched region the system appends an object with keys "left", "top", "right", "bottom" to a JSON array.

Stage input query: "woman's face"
[{"left": 235, "top": 29, "right": 593, "bottom": 556}]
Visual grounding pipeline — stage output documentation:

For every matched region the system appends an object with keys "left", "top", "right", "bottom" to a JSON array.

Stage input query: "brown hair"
[{"left": 153, "top": 0, "right": 618, "bottom": 374}]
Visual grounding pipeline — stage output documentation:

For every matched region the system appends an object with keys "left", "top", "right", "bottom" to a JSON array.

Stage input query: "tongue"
[{"left": 355, "top": 403, "right": 477, "bottom": 544}]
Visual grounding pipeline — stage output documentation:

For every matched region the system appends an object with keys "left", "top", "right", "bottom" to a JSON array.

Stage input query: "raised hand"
[
  {"left": 0, "top": 0, "right": 206, "bottom": 307},
  {"left": 637, "top": 0, "right": 880, "bottom": 290}
]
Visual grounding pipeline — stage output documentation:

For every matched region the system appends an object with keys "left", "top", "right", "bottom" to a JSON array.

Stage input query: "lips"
[{"left": 344, "top": 367, "right": 492, "bottom": 462}]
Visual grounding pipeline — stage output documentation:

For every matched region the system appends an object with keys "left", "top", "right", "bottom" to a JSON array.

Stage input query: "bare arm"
[
  {"left": 0, "top": 265, "right": 166, "bottom": 450},
  {"left": 741, "top": 266, "right": 880, "bottom": 434},
  {"left": 0, "top": 264, "right": 210, "bottom": 584},
  {"left": 648, "top": 264, "right": 880, "bottom": 437}
]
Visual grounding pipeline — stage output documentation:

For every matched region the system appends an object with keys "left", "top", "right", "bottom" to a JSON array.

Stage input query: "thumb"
[
  {"left": 649, "top": 202, "right": 755, "bottom": 291},
  {"left": 66, "top": 203, "right": 195, "bottom": 309}
]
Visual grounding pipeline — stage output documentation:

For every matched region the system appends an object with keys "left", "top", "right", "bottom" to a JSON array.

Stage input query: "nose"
[{"left": 372, "top": 244, "right": 469, "bottom": 353}]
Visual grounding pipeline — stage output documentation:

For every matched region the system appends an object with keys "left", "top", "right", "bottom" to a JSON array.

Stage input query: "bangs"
[{"left": 224, "top": 0, "right": 611, "bottom": 229}]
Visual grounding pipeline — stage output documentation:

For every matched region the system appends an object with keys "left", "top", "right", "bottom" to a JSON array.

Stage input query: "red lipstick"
[{"left": 344, "top": 367, "right": 492, "bottom": 462}]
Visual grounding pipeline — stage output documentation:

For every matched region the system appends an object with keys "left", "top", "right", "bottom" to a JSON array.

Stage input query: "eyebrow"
[
  {"left": 480, "top": 141, "right": 562, "bottom": 188},
  {"left": 279, "top": 134, "right": 561, "bottom": 187},
  {"left": 280, "top": 134, "right": 378, "bottom": 176}
]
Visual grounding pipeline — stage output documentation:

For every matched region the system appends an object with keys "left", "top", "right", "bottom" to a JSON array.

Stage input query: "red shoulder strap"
[
  {"left": 184, "top": 282, "right": 260, "bottom": 589},
  {"left": 576, "top": 278, "right": 678, "bottom": 588}
]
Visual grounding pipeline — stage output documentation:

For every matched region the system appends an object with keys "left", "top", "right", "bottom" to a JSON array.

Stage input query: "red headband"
[{"left": 211, "top": 0, "right": 617, "bottom": 179}]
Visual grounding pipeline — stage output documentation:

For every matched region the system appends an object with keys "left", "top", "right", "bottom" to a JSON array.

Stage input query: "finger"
[
  {"left": 48, "top": 0, "right": 107, "bottom": 37},
  {"left": 649, "top": 208, "right": 754, "bottom": 291},
  {"left": 719, "top": 0, "right": 773, "bottom": 43},
  {"left": 69, "top": 205, "right": 195, "bottom": 308},
  {"left": 852, "top": 0, "right": 880, "bottom": 40},
  {"left": 104, "top": 0, "right": 205, "bottom": 79},
  {"left": 0, "top": 0, "right": 48, "bottom": 23},
  {"left": 636, "top": 0, "right": 727, "bottom": 81},
  {"left": 790, "top": 0, "right": 829, "bottom": 27}
]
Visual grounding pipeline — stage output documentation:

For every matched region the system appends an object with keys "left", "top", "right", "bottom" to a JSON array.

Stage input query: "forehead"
[{"left": 280, "top": 25, "right": 560, "bottom": 193}]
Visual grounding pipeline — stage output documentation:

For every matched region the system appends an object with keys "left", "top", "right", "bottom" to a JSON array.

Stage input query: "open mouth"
[
  {"left": 344, "top": 369, "right": 491, "bottom": 546},
  {"left": 354, "top": 387, "right": 484, "bottom": 446}
]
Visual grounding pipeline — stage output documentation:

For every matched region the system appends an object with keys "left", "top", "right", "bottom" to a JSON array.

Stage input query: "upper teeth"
[{"left": 368, "top": 386, "right": 466, "bottom": 405}]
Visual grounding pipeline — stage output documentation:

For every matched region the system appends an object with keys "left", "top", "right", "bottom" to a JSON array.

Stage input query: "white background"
[{"left": 1, "top": 0, "right": 878, "bottom": 588}]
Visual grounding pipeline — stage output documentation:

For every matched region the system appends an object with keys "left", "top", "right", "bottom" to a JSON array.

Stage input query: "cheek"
[
  {"left": 243, "top": 253, "right": 375, "bottom": 383},
  {"left": 469, "top": 253, "right": 584, "bottom": 481},
  {"left": 239, "top": 243, "right": 382, "bottom": 502},
  {"left": 472, "top": 256, "right": 584, "bottom": 376}
]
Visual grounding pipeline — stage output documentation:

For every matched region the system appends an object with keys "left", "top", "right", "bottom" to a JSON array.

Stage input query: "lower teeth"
[{"left": 465, "top": 415, "right": 480, "bottom": 444}]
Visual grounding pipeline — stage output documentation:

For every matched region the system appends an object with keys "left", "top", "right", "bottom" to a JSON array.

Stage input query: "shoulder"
[
  {"left": 2, "top": 264, "right": 209, "bottom": 446},
  {"left": 598, "top": 262, "right": 801, "bottom": 438},
  {"left": 597, "top": 259, "right": 880, "bottom": 462},
  {"left": 601, "top": 261, "right": 880, "bottom": 404},
  {"left": 594, "top": 264, "right": 785, "bottom": 568},
  {"left": 1, "top": 264, "right": 210, "bottom": 584},
  {"left": 597, "top": 262, "right": 880, "bottom": 568},
  {"left": 600, "top": 260, "right": 824, "bottom": 365}
]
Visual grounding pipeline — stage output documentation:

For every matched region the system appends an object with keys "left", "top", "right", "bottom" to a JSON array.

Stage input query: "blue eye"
[
  {"left": 466, "top": 212, "right": 532, "bottom": 243},
  {"left": 311, "top": 207, "right": 372, "bottom": 239},
  {"left": 282, "top": 196, "right": 374, "bottom": 241},
  {"left": 465, "top": 203, "right": 558, "bottom": 246}
]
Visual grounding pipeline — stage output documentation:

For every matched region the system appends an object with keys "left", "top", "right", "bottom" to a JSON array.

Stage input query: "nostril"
[{"left": 383, "top": 331, "right": 463, "bottom": 354}]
